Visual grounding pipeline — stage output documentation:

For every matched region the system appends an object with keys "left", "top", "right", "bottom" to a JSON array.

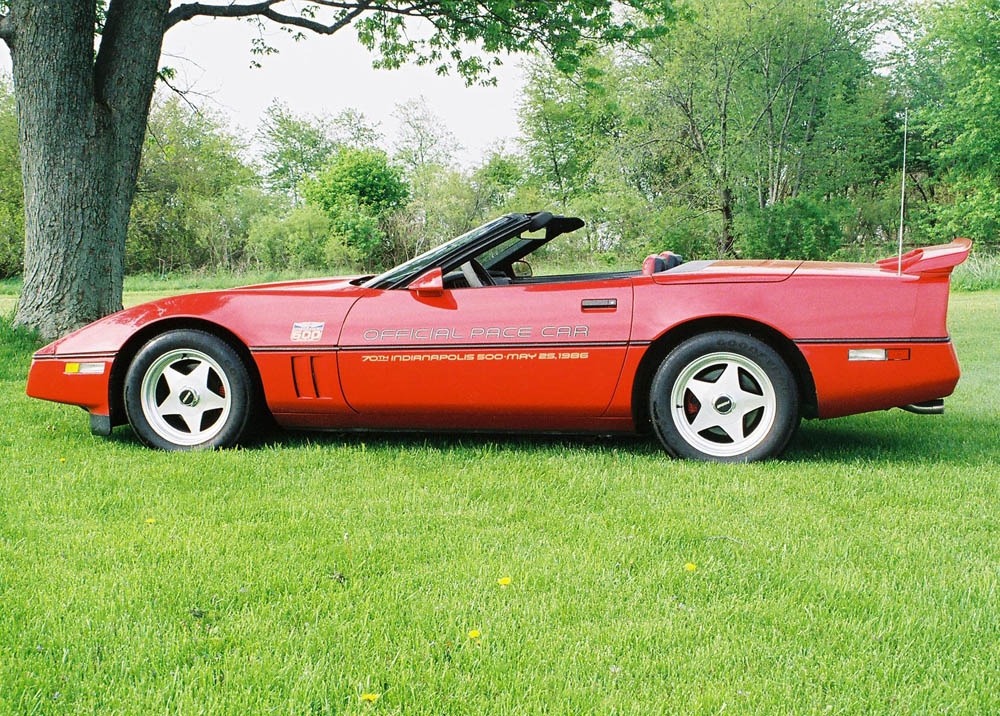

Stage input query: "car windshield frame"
[{"left": 361, "top": 215, "right": 521, "bottom": 289}]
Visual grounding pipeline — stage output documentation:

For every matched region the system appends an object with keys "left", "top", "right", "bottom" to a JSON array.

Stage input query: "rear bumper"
[
  {"left": 26, "top": 355, "right": 114, "bottom": 418},
  {"left": 797, "top": 340, "right": 960, "bottom": 419}
]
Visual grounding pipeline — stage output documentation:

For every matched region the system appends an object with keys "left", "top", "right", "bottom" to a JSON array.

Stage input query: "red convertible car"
[{"left": 26, "top": 212, "right": 971, "bottom": 461}]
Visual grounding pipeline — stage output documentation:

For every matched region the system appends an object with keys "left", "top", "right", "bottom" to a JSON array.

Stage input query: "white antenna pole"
[{"left": 897, "top": 108, "right": 908, "bottom": 276}]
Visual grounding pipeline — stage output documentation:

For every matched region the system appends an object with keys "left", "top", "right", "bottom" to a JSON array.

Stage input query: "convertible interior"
[{"left": 443, "top": 212, "right": 686, "bottom": 288}]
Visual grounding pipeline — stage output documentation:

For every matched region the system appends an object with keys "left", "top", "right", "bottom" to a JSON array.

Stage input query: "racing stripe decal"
[
  {"left": 793, "top": 336, "right": 950, "bottom": 344},
  {"left": 250, "top": 340, "right": 649, "bottom": 353}
]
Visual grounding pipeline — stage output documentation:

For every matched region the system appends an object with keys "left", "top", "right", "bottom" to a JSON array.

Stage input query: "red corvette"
[{"left": 26, "top": 212, "right": 972, "bottom": 461}]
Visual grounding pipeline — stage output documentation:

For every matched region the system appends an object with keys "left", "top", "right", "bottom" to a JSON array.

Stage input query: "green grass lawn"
[
  {"left": 0, "top": 291, "right": 176, "bottom": 317},
  {"left": 1, "top": 292, "right": 998, "bottom": 714}
]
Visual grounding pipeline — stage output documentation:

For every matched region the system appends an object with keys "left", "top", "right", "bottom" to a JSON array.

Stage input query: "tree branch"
[
  {"left": 167, "top": 0, "right": 278, "bottom": 27},
  {"left": 0, "top": 13, "right": 14, "bottom": 45},
  {"left": 158, "top": 73, "right": 213, "bottom": 115},
  {"left": 166, "top": 0, "right": 377, "bottom": 33}
]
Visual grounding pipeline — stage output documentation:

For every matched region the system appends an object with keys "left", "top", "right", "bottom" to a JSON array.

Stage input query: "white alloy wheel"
[
  {"left": 669, "top": 351, "right": 777, "bottom": 458},
  {"left": 139, "top": 348, "right": 232, "bottom": 446}
]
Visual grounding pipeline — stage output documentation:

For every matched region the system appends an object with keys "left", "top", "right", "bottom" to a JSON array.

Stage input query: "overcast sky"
[{"left": 0, "top": 16, "right": 528, "bottom": 165}]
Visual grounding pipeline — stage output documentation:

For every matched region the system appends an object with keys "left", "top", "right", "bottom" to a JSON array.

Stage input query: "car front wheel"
[
  {"left": 649, "top": 331, "right": 799, "bottom": 462},
  {"left": 124, "top": 329, "right": 253, "bottom": 450}
]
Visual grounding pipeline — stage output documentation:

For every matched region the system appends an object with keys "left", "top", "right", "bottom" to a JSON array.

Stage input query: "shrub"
[
  {"left": 302, "top": 148, "right": 410, "bottom": 270},
  {"left": 0, "top": 203, "right": 23, "bottom": 278},
  {"left": 735, "top": 196, "right": 844, "bottom": 260},
  {"left": 951, "top": 253, "right": 1000, "bottom": 291},
  {"left": 247, "top": 204, "right": 353, "bottom": 271}
]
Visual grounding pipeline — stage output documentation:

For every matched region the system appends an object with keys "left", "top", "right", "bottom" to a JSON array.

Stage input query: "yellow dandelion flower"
[
  {"left": 497, "top": 577, "right": 512, "bottom": 586},
  {"left": 468, "top": 629, "right": 481, "bottom": 639},
  {"left": 59, "top": 458, "right": 66, "bottom": 463},
  {"left": 145, "top": 518, "right": 156, "bottom": 525},
  {"left": 684, "top": 562, "right": 697, "bottom": 572},
  {"left": 360, "top": 692, "right": 380, "bottom": 702}
]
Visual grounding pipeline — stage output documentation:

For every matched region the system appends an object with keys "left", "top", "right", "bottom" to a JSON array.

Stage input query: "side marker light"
[
  {"left": 848, "top": 348, "right": 912, "bottom": 362},
  {"left": 64, "top": 362, "right": 105, "bottom": 375},
  {"left": 848, "top": 349, "right": 887, "bottom": 361}
]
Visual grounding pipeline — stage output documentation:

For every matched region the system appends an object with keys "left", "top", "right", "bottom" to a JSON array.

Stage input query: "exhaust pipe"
[{"left": 900, "top": 399, "right": 945, "bottom": 415}]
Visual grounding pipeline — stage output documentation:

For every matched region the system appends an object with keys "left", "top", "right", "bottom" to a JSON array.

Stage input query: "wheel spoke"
[
  {"left": 198, "top": 389, "right": 227, "bottom": 413},
  {"left": 689, "top": 406, "right": 719, "bottom": 434},
  {"left": 187, "top": 360, "right": 212, "bottom": 392},
  {"left": 157, "top": 391, "right": 184, "bottom": 416},
  {"left": 715, "top": 412, "right": 745, "bottom": 442},
  {"left": 684, "top": 376, "right": 716, "bottom": 406},
  {"left": 161, "top": 364, "right": 187, "bottom": 393},
  {"left": 738, "top": 395, "right": 767, "bottom": 417},
  {"left": 715, "top": 362, "right": 743, "bottom": 397},
  {"left": 178, "top": 408, "right": 203, "bottom": 434}
]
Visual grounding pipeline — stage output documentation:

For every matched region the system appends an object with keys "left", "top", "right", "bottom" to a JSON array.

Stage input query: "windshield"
[{"left": 362, "top": 216, "right": 515, "bottom": 288}]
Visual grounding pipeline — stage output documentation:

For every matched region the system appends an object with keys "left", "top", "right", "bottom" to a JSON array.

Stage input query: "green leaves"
[
  {"left": 516, "top": 0, "right": 898, "bottom": 259},
  {"left": 0, "top": 78, "right": 22, "bottom": 278},
  {"left": 128, "top": 97, "right": 261, "bottom": 273},
  {"left": 258, "top": 101, "right": 338, "bottom": 203},
  {"left": 303, "top": 147, "right": 409, "bottom": 218},
  {"left": 176, "top": 1, "right": 674, "bottom": 86},
  {"left": 906, "top": 0, "right": 1000, "bottom": 247},
  {"left": 302, "top": 147, "right": 411, "bottom": 270},
  {"left": 246, "top": 205, "right": 349, "bottom": 271},
  {"left": 735, "top": 196, "right": 844, "bottom": 261}
]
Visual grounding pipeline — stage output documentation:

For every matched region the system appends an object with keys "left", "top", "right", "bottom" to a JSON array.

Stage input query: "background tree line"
[{"left": 0, "top": 0, "right": 996, "bottom": 281}]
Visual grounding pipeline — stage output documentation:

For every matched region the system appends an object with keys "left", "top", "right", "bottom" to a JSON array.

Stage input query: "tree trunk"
[
  {"left": 7, "top": 0, "right": 167, "bottom": 340},
  {"left": 719, "top": 186, "right": 735, "bottom": 256}
]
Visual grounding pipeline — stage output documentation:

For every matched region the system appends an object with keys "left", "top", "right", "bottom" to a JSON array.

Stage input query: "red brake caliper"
[{"left": 685, "top": 391, "right": 700, "bottom": 423}]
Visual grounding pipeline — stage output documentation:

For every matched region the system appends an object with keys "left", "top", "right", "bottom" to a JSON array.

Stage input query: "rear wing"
[{"left": 876, "top": 238, "right": 973, "bottom": 276}]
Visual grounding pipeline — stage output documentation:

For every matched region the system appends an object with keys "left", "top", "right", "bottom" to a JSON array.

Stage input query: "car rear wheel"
[
  {"left": 124, "top": 330, "right": 253, "bottom": 450},
  {"left": 649, "top": 332, "right": 799, "bottom": 462}
]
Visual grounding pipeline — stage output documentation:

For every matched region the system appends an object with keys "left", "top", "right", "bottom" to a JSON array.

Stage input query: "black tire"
[
  {"left": 649, "top": 331, "right": 799, "bottom": 462},
  {"left": 124, "top": 329, "right": 253, "bottom": 451}
]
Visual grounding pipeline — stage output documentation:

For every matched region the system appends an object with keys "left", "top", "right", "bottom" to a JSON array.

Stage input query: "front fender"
[{"left": 40, "top": 291, "right": 248, "bottom": 358}]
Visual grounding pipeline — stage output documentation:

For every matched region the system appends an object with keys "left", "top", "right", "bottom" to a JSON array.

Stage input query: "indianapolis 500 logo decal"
[{"left": 290, "top": 322, "right": 325, "bottom": 342}]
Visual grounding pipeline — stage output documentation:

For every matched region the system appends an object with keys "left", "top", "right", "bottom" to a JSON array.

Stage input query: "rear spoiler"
[{"left": 876, "top": 238, "right": 972, "bottom": 276}]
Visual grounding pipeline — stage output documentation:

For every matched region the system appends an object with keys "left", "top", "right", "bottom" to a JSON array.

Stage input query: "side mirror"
[
  {"left": 511, "top": 260, "right": 533, "bottom": 278},
  {"left": 408, "top": 267, "right": 444, "bottom": 297}
]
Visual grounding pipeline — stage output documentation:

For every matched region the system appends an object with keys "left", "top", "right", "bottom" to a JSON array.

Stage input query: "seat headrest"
[
  {"left": 643, "top": 251, "right": 684, "bottom": 276},
  {"left": 659, "top": 251, "right": 683, "bottom": 269},
  {"left": 642, "top": 254, "right": 666, "bottom": 276}
]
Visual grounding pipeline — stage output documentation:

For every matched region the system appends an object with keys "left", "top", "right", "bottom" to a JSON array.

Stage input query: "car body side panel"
[
  {"left": 632, "top": 272, "right": 924, "bottom": 342},
  {"left": 251, "top": 352, "right": 355, "bottom": 416},
  {"left": 630, "top": 266, "right": 959, "bottom": 419},
  {"left": 337, "top": 345, "right": 631, "bottom": 419},
  {"left": 603, "top": 346, "right": 647, "bottom": 419},
  {"left": 29, "top": 286, "right": 365, "bottom": 421},
  {"left": 337, "top": 280, "right": 634, "bottom": 419},
  {"left": 275, "top": 411, "right": 636, "bottom": 433}
]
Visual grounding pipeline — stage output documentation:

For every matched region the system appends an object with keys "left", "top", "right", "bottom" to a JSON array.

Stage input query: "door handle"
[{"left": 581, "top": 298, "right": 617, "bottom": 312}]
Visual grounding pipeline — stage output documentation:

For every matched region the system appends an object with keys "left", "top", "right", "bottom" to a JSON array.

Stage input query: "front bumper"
[{"left": 26, "top": 354, "right": 115, "bottom": 419}]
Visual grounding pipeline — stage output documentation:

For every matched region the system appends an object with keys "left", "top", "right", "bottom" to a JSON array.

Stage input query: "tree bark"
[
  {"left": 719, "top": 186, "right": 734, "bottom": 256},
  {"left": 7, "top": 0, "right": 168, "bottom": 340}
]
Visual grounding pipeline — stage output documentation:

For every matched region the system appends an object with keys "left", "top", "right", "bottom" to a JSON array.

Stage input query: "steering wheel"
[{"left": 460, "top": 259, "right": 495, "bottom": 288}]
